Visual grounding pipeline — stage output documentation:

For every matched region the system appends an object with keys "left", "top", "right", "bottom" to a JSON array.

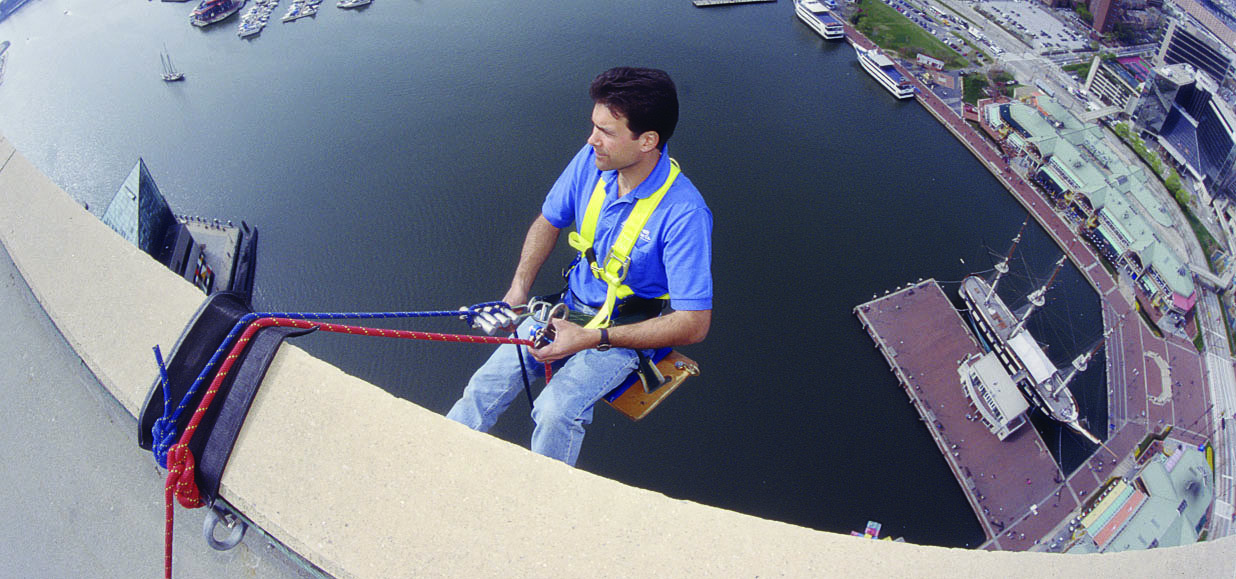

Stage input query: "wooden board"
[{"left": 604, "top": 351, "right": 699, "bottom": 421}]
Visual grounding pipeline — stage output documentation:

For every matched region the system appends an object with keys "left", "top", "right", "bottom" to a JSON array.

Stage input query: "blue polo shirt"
[{"left": 542, "top": 145, "right": 713, "bottom": 312}]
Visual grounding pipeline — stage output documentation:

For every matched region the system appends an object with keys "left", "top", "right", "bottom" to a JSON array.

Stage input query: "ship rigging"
[{"left": 959, "top": 222, "right": 1103, "bottom": 445}]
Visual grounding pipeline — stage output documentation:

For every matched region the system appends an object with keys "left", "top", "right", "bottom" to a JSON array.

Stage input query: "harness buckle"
[{"left": 593, "top": 253, "right": 630, "bottom": 286}]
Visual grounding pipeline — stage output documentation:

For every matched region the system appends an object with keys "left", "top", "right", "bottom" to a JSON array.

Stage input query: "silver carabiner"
[{"left": 528, "top": 298, "right": 553, "bottom": 323}]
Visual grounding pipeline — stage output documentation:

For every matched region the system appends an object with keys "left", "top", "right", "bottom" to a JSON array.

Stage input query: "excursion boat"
[
  {"left": 850, "top": 41, "right": 914, "bottom": 99},
  {"left": 190, "top": 0, "right": 245, "bottom": 27},
  {"left": 958, "top": 226, "right": 1102, "bottom": 445},
  {"left": 795, "top": 0, "right": 844, "bottom": 40},
  {"left": 338, "top": 0, "right": 371, "bottom": 7}
]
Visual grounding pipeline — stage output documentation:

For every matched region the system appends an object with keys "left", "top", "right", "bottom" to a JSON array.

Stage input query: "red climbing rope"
[{"left": 164, "top": 316, "right": 541, "bottom": 579}]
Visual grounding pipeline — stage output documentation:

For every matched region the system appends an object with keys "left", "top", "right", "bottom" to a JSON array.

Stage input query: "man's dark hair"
[{"left": 590, "top": 67, "right": 679, "bottom": 146}]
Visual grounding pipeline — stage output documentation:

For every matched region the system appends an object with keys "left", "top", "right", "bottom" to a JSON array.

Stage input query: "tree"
[
  {"left": 1075, "top": 3, "right": 1093, "bottom": 24},
  {"left": 1166, "top": 173, "right": 1189, "bottom": 205}
]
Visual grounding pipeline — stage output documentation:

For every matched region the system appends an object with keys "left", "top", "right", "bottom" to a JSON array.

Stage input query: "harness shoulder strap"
[
  {"left": 567, "top": 177, "right": 609, "bottom": 257},
  {"left": 576, "top": 159, "right": 681, "bottom": 328}
]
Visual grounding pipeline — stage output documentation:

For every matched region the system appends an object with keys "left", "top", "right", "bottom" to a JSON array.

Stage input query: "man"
[{"left": 446, "top": 67, "right": 713, "bottom": 466}]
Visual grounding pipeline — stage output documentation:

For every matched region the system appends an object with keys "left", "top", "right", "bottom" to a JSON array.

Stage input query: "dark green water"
[{"left": 0, "top": 0, "right": 1105, "bottom": 547}]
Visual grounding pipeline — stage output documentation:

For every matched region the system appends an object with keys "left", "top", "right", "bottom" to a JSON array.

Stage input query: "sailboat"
[{"left": 161, "top": 46, "right": 185, "bottom": 83}]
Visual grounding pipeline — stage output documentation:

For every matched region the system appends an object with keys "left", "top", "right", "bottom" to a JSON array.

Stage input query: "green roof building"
[
  {"left": 980, "top": 97, "right": 1197, "bottom": 320},
  {"left": 1069, "top": 441, "right": 1213, "bottom": 553}
]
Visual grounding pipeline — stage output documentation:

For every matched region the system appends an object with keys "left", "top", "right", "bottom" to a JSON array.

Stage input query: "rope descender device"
[
  {"left": 528, "top": 300, "right": 569, "bottom": 349},
  {"left": 459, "top": 302, "right": 525, "bottom": 335}
]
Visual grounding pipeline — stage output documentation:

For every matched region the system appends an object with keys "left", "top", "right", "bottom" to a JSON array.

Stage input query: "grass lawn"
[
  {"left": 1062, "top": 61, "right": 1091, "bottom": 76},
  {"left": 851, "top": 0, "right": 967, "bottom": 68}
]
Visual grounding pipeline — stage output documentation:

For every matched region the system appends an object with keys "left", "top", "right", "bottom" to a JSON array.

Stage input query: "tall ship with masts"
[{"left": 959, "top": 224, "right": 1102, "bottom": 445}]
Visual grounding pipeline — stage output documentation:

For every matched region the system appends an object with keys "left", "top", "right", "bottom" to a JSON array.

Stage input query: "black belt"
[{"left": 546, "top": 288, "right": 667, "bottom": 326}]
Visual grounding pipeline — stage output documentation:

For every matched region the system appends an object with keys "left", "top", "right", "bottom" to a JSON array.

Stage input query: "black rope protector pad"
[
  {"left": 139, "top": 292, "right": 252, "bottom": 451},
  {"left": 197, "top": 323, "right": 313, "bottom": 506},
  {"left": 137, "top": 292, "right": 313, "bottom": 506}
]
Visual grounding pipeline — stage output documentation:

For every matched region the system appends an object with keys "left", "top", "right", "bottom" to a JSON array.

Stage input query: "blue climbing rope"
[{"left": 149, "top": 302, "right": 509, "bottom": 467}]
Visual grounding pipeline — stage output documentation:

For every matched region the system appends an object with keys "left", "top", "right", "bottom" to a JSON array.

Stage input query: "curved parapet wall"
[{"left": 0, "top": 134, "right": 1232, "bottom": 577}]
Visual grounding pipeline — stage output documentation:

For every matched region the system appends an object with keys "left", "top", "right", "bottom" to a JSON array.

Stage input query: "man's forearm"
[
  {"left": 531, "top": 309, "right": 710, "bottom": 363},
  {"left": 507, "top": 214, "right": 561, "bottom": 303},
  {"left": 607, "top": 309, "right": 711, "bottom": 350}
]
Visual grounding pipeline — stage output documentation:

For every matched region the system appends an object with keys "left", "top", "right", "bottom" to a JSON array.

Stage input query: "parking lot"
[
  {"left": 885, "top": 0, "right": 978, "bottom": 56},
  {"left": 983, "top": 0, "right": 1089, "bottom": 52}
]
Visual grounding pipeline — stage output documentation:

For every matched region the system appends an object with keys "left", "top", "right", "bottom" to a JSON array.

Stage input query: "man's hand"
[
  {"left": 465, "top": 302, "right": 521, "bottom": 335},
  {"left": 530, "top": 317, "right": 598, "bottom": 363},
  {"left": 501, "top": 288, "right": 529, "bottom": 311},
  {"left": 494, "top": 289, "right": 529, "bottom": 334}
]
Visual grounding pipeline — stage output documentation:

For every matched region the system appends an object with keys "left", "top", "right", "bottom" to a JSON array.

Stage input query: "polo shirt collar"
[{"left": 602, "top": 145, "right": 672, "bottom": 201}]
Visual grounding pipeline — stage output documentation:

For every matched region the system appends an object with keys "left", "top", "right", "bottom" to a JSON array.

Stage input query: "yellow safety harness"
[{"left": 566, "top": 158, "right": 681, "bottom": 329}]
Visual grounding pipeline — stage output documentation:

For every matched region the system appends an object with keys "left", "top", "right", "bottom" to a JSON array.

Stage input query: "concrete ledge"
[{"left": 1, "top": 133, "right": 1233, "bottom": 577}]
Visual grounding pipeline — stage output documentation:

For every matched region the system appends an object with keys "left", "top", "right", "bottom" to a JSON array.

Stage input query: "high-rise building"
[
  {"left": 101, "top": 159, "right": 259, "bottom": 299},
  {"left": 1157, "top": 72, "right": 1236, "bottom": 197},
  {"left": 1091, "top": 0, "right": 1117, "bottom": 33},
  {"left": 100, "top": 158, "right": 177, "bottom": 258},
  {"left": 1158, "top": 19, "right": 1234, "bottom": 86},
  {"left": 1133, "top": 63, "right": 1197, "bottom": 133},
  {"left": 1084, "top": 55, "right": 1154, "bottom": 112}
]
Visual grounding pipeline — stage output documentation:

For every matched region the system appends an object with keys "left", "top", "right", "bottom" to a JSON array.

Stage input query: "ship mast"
[
  {"left": 986, "top": 218, "right": 1029, "bottom": 304},
  {"left": 1014, "top": 255, "right": 1067, "bottom": 334},
  {"left": 1053, "top": 330, "right": 1110, "bottom": 397},
  {"left": 1059, "top": 334, "right": 1109, "bottom": 448}
]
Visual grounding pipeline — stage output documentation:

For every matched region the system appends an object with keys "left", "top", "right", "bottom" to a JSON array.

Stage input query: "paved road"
[
  {"left": 0, "top": 242, "right": 317, "bottom": 578},
  {"left": 1200, "top": 290, "right": 1236, "bottom": 537}
]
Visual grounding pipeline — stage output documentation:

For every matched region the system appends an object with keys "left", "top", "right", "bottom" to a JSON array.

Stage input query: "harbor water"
[{"left": 0, "top": 0, "right": 1105, "bottom": 547}]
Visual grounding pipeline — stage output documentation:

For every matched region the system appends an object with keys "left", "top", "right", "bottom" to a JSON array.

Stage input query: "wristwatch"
[{"left": 596, "top": 328, "right": 612, "bottom": 351}]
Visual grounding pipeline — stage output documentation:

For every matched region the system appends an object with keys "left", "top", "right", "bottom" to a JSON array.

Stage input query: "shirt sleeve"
[
  {"left": 541, "top": 145, "right": 597, "bottom": 229},
  {"left": 662, "top": 205, "right": 713, "bottom": 311}
]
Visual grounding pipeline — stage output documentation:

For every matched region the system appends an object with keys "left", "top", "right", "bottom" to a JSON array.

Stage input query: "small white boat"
[
  {"left": 237, "top": 21, "right": 261, "bottom": 37},
  {"left": 282, "top": 1, "right": 317, "bottom": 21},
  {"left": 161, "top": 46, "right": 185, "bottom": 82},
  {"left": 338, "top": 0, "right": 371, "bottom": 7}
]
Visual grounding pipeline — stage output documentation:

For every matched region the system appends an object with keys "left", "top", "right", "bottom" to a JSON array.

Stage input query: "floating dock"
[
  {"left": 855, "top": 280, "right": 1077, "bottom": 549},
  {"left": 692, "top": 0, "right": 776, "bottom": 6}
]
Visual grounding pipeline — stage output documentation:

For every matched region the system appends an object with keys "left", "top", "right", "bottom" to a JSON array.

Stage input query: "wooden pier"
[
  {"left": 692, "top": 0, "right": 775, "bottom": 7},
  {"left": 855, "top": 280, "right": 1077, "bottom": 549}
]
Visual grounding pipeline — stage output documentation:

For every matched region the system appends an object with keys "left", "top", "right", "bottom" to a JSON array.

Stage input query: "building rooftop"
[
  {"left": 958, "top": 352, "right": 1029, "bottom": 440},
  {"left": 1105, "top": 443, "right": 1214, "bottom": 552},
  {"left": 1000, "top": 99, "right": 1195, "bottom": 300},
  {"left": 3, "top": 124, "right": 1235, "bottom": 577}
]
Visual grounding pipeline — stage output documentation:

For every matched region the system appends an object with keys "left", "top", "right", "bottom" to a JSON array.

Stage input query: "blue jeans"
[{"left": 446, "top": 317, "right": 643, "bottom": 466}]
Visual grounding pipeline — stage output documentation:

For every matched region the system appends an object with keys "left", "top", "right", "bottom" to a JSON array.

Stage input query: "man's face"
[{"left": 588, "top": 103, "right": 647, "bottom": 172}]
